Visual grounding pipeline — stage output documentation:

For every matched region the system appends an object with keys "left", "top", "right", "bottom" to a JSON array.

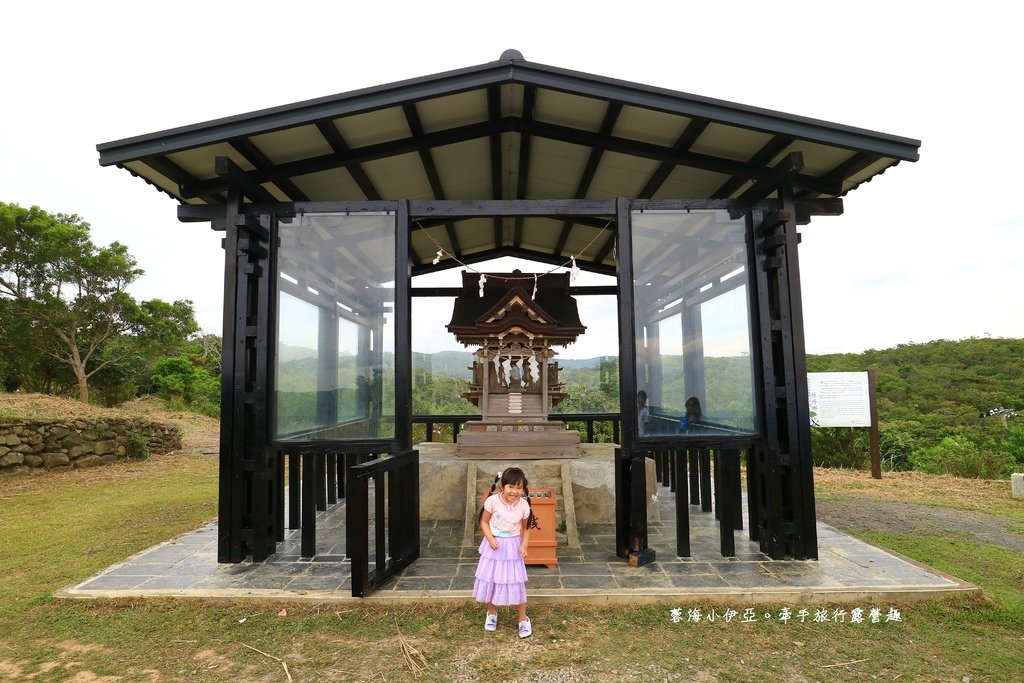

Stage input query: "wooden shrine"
[{"left": 447, "top": 270, "right": 584, "bottom": 458}]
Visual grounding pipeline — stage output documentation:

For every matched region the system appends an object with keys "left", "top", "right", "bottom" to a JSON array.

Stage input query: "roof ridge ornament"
[{"left": 500, "top": 49, "right": 524, "bottom": 62}]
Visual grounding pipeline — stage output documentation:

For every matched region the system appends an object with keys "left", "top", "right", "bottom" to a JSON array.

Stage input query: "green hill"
[{"left": 808, "top": 337, "right": 1023, "bottom": 477}]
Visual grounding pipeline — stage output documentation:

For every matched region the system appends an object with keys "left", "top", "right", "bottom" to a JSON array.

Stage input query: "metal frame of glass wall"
[{"left": 216, "top": 196, "right": 818, "bottom": 566}]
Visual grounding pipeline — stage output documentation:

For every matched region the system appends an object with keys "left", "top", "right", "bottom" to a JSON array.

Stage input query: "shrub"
[
  {"left": 152, "top": 355, "right": 220, "bottom": 416},
  {"left": 909, "top": 437, "right": 1015, "bottom": 479},
  {"left": 1005, "top": 426, "right": 1024, "bottom": 468},
  {"left": 878, "top": 420, "right": 925, "bottom": 471},
  {"left": 124, "top": 429, "right": 150, "bottom": 460},
  {"left": 811, "top": 427, "right": 869, "bottom": 468}
]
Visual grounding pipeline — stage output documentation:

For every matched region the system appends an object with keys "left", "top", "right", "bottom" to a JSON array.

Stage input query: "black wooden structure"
[{"left": 97, "top": 50, "right": 919, "bottom": 590}]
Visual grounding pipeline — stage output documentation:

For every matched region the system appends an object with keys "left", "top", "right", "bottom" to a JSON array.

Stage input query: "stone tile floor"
[{"left": 59, "top": 483, "right": 974, "bottom": 603}]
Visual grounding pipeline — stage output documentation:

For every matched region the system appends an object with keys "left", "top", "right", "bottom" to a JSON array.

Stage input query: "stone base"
[
  {"left": 417, "top": 443, "right": 657, "bottom": 526},
  {"left": 456, "top": 421, "right": 580, "bottom": 459},
  {"left": 1012, "top": 472, "right": 1024, "bottom": 500}
]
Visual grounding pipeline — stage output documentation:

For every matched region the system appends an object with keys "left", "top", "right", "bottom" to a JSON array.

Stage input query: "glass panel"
[
  {"left": 632, "top": 210, "right": 756, "bottom": 436},
  {"left": 274, "top": 212, "right": 396, "bottom": 440}
]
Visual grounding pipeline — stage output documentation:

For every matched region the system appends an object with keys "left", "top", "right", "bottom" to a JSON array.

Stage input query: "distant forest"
[
  {"left": 807, "top": 337, "right": 1023, "bottom": 477},
  {"left": 276, "top": 337, "right": 1023, "bottom": 477}
]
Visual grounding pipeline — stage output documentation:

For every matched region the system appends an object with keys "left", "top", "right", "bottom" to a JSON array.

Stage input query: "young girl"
[{"left": 474, "top": 467, "right": 538, "bottom": 638}]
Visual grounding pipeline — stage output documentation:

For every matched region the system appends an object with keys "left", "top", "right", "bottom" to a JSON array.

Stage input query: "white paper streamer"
[{"left": 527, "top": 354, "right": 539, "bottom": 385}]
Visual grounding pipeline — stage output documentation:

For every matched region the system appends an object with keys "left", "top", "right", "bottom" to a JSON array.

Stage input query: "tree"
[{"left": 0, "top": 202, "right": 144, "bottom": 402}]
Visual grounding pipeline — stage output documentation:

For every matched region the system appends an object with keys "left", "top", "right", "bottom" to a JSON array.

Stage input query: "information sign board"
[{"left": 807, "top": 372, "right": 871, "bottom": 427}]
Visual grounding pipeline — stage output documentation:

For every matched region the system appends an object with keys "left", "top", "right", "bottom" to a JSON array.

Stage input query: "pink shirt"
[{"left": 484, "top": 493, "right": 530, "bottom": 537}]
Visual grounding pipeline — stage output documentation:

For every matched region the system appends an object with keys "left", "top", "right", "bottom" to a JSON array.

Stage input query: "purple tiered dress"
[{"left": 473, "top": 493, "right": 529, "bottom": 605}]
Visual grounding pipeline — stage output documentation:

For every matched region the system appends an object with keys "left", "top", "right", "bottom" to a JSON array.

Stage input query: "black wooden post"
[
  {"left": 629, "top": 451, "right": 654, "bottom": 566},
  {"left": 745, "top": 444, "right": 760, "bottom": 542},
  {"left": 673, "top": 449, "right": 690, "bottom": 557},
  {"left": 288, "top": 450, "right": 300, "bottom": 528},
  {"left": 688, "top": 448, "right": 700, "bottom": 506},
  {"left": 301, "top": 451, "right": 317, "bottom": 558},
  {"left": 395, "top": 201, "right": 413, "bottom": 452},
  {"left": 748, "top": 196, "right": 818, "bottom": 560},
  {"left": 327, "top": 452, "right": 338, "bottom": 505},
  {"left": 217, "top": 199, "right": 276, "bottom": 563},
  {"left": 699, "top": 449, "right": 713, "bottom": 513}
]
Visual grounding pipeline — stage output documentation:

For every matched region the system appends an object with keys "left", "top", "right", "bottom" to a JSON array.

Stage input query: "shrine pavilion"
[{"left": 97, "top": 50, "right": 920, "bottom": 595}]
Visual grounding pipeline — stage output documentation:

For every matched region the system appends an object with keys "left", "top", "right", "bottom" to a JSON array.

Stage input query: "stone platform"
[
  {"left": 455, "top": 421, "right": 581, "bottom": 459},
  {"left": 418, "top": 442, "right": 657, "bottom": 553}
]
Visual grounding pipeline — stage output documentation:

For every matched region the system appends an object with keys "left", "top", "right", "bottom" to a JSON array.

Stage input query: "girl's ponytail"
[
  {"left": 523, "top": 483, "right": 540, "bottom": 530},
  {"left": 477, "top": 471, "right": 502, "bottom": 524}
]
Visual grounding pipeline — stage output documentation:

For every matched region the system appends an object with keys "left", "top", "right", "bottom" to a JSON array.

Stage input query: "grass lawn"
[{"left": 1, "top": 445, "right": 1022, "bottom": 681}]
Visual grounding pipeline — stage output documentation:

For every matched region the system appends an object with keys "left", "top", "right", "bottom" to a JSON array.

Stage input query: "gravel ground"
[{"left": 816, "top": 499, "right": 1024, "bottom": 553}]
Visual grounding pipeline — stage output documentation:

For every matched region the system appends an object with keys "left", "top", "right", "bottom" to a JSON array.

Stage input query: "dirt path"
[{"left": 816, "top": 499, "right": 1024, "bottom": 553}]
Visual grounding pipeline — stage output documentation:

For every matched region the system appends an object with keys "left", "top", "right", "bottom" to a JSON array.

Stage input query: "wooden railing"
[
  {"left": 347, "top": 449, "right": 420, "bottom": 597},
  {"left": 411, "top": 412, "right": 621, "bottom": 444}
]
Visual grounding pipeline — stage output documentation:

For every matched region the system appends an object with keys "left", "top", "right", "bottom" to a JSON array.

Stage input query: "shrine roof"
[
  {"left": 97, "top": 49, "right": 920, "bottom": 276},
  {"left": 447, "top": 270, "right": 585, "bottom": 345}
]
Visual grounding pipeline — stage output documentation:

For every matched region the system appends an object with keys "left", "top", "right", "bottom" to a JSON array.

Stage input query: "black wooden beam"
[
  {"left": 554, "top": 101, "right": 623, "bottom": 257},
  {"left": 181, "top": 119, "right": 504, "bottom": 199},
  {"left": 735, "top": 152, "right": 805, "bottom": 207},
  {"left": 796, "top": 151, "right": 880, "bottom": 199},
  {"left": 177, "top": 204, "right": 226, "bottom": 223},
  {"left": 712, "top": 135, "right": 795, "bottom": 199},
  {"left": 228, "top": 137, "right": 310, "bottom": 202},
  {"left": 795, "top": 198, "right": 844, "bottom": 224},
  {"left": 410, "top": 198, "right": 616, "bottom": 218},
  {"left": 183, "top": 114, "right": 840, "bottom": 201},
  {"left": 215, "top": 156, "right": 277, "bottom": 203},
  {"left": 513, "top": 87, "right": 536, "bottom": 248},
  {"left": 402, "top": 103, "right": 461, "bottom": 260},
  {"left": 637, "top": 118, "right": 710, "bottom": 199},
  {"left": 488, "top": 86, "right": 503, "bottom": 249},
  {"left": 315, "top": 120, "right": 382, "bottom": 200},
  {"left": 141, "top": 155, "right": 224, "bottom": 205},
  {"left": 410, "top": 245, "right": 616, "bottom": 278},
  {"left": 519, "top": 119, "right": 840, "bottom": 196}
]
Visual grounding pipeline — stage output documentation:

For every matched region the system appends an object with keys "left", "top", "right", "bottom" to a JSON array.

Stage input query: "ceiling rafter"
[
  {"left": 180, "top": 119, "right": 502, "bottom": 199},
  {"left": 487, "top": 86, "right": 503, "bottom": 249},
  {"left": 553, "top": 101, "right": 623, "bottom": 258},
  {"left": 140, "top": 155, "right": 223, "bottom": 205},
  {"left": 180, "top": 114, "right": 840, "bottom": 204},
  {"left": 513, "top": 87, "right": 537, "bottom": 248},
  {"left": 520, "top": 119, "right": 841, "bottom": 196},
  {"left": 402, "top": 102, "right": 461, "bottom": 261},
  {"left": 314, "top": 120, "right": 382, "bottom": 200},
  {"left": 712, "top": 135, "right": 795, "bottom": 199},
  {"left": 228, "top": 136, "right": 310, "bottom": 202},
  {"left": 637, "top": 117, "right": 711, "bottom": 199},
  {"left": 796, "top": 151, "right": 881, "bottom": 199}
]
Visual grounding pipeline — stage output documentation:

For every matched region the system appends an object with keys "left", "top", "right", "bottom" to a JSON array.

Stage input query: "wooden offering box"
[
  {"left": 482, "top": 487, "right": 558, "bottom": 568},
  {"left": 525, "top": 488, "right": 557, "bottom": 567}
]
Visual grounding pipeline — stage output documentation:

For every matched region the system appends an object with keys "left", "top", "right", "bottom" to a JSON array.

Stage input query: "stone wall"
[{"left": 0, "top": 418, "right": 182, "bottom": 475}]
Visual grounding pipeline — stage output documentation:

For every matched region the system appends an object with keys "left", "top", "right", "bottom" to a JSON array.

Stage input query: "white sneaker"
[
  {"left": 484, "top": 613, "right": 498, "bottom": 631},
  {"left": 518, "top": 619, "right": 532, "bottom": 638}
]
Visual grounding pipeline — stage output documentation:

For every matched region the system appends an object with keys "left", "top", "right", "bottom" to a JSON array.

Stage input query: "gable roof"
[{"left": 97, "top": 49, "right": 920, "bottom": 275}]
